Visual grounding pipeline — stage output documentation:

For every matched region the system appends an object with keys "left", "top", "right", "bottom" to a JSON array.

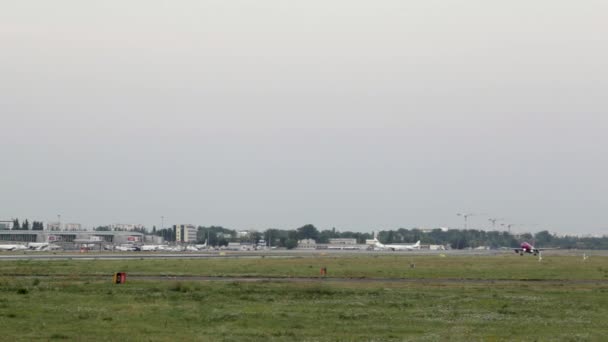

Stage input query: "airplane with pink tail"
[{"left": 513, "top": 241, "right": 557, "bottom": 256}]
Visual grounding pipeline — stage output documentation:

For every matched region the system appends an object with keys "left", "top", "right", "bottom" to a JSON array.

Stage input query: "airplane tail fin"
[
  {"left": 415, "top": 240, "right": 420, "bottom": 247},
  {"left": 372, "top": 232, "right": 384, "bottom": 247}
]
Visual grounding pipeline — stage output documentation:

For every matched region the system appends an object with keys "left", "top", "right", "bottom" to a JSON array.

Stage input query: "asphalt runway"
[{"left": 0, "top": 248, "right": 605, "bottom": 260}]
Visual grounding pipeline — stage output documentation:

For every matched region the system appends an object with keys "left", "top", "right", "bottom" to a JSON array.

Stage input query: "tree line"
[
  {"left": 155, "top": 224, "right": 608, "bottom": 250},
  {"left": 5, "top": 219, "right": 608, "bottom": 249},
  {"left": 1, "top": 219, "right": 45, "bottom": 230}
]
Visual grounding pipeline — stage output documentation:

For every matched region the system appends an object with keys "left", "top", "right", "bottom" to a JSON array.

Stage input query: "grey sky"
[{"left": 1, "top": 1, "right": 607, "bottom": 234}]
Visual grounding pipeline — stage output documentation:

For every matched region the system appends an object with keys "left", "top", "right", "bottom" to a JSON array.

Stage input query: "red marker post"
[{"left": 113, "top": 272, "right": 127, "bottom": 284}]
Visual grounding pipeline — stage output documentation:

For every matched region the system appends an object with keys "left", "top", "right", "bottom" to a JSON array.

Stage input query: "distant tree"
[
  {"left": 155, "top": 228, "right": 176, "bottom": 242},
  {"left": 23, "top": 219, "right": 30, "bottom": 230},
  {"left": 385, "top": 231, "right": 395, "bottom": 244},
  {"left": 285, "top": 238, "right": 298, "bottom": 249},
  {"left": 318, "top": 230, "right": 332, "bottom": 243},
  {"left": 534, "top": 230, "right": 554, "bottom": 246},
  {"left": 94, "top": 226, "right": 111, "bottom": 231},
  {"left": 13, "top": 219, "right": 20, "bottom": 230},
  {"left": 32, "top": 221, "right": 44, "bottom": 230},
  {"left": 196, "top": 226, "right": 239, "bottom": 246},
  {"left": 251, "top": 231, "right": 262, "bottom": 244},
  {"left": 519, "top": 233, "right": 534, "bottom": 242},
  {"left": 296, "top": 224, "right": 319, "bottom": 241},
  {"left": 133, "top": 227, "right": 148, "bottom": 234}
]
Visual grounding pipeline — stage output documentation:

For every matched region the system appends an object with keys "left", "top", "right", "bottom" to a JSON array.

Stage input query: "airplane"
[
  {"left": 369, "top": 234, "right": 421, "bottom": 251},
  {"left": 0, "top": 244, "right": 29, "bottom": 251},
  {"left": 164, "top": 245, "right": 184, "bottom": 252},
  {"left": 185, "top": 245, "right": 199, "bottom": 252},
  {"left": 115, "top": 244, "right": 140, "bottom": 252},
  {"left": 195, "top": 239, "right": 209, "bottom": 250},
  {"left": 513, "top": 241, "right": 557, "bottom": 256},
  {"left": 140, "top": 245, "right": 161, "bottom": 251},
  {"left": 28, "top": 242, "right": 49, "bottom": 250},
  {"left": 27, "top": 242, "right": 62, "bottom": 251}
]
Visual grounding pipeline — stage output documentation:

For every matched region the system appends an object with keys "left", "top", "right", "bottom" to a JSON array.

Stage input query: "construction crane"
[
  {"left": 457, "top": 213, "right": 473, "bottom": 229},
  {"left": 500, "top": 223, "right": 517, "bottom": 234},
  {"left": 488, "top": 218, "right": 504, "bottom": 230}
]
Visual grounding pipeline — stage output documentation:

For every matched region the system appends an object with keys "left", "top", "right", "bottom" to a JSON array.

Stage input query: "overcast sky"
[{"left": 1, "top": 1, "right": 607, "bottom": 235}]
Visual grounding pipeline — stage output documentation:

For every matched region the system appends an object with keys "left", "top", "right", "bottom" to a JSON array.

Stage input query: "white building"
[
  {"left": 297, "top": 239, "right": 316, "bottom": 249},
  {"left": 237, "top": 230, "right": 251, "bottom": 238},
  {"left": 111, "top": 224, "right": 145, "bottom": 231},
  {"left": 47, "top": 222, "right": 61, "bottom": 231},
  {"left": 175, "top": 224, "right": 197, "bottom": 243},
  {"left": 329, "top": 238, "right": 357, "bottom": 245},
  {"left": 64, "top": 223, "right": 82, "bottom": 231},
  {"left": 226, "top": 242, "right": 242, "bottom": 250},
  {"left": 0, "top": 221, "right": 13, "bottom": 230},
  {"left": 419, "top": 227, "right": 450, "bottom": 233}
]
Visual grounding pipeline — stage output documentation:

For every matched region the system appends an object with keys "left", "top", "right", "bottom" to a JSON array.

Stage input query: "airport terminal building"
[{"left": 0, "top": 230, "right": 144, "bottom": 245}]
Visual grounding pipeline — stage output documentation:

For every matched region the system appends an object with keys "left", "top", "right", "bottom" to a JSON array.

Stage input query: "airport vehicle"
[{"left": 513, "top": 241, "right": 556, "bottom": 256}]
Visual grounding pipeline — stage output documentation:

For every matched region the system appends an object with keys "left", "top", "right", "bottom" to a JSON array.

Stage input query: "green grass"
[
  {"left": 1, "top": 254, "right": 607, "bottom": 280},
  {"left": 0, "top": 255, "right": 607, "bottom": 341}
]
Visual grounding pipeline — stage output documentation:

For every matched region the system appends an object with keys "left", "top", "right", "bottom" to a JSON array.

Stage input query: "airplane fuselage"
[
  {"left": 514, "top": 242, "right": 539, "bottom": 255},
  {"left": 373, "top": 240, "right": 421, "bottom": 251}
]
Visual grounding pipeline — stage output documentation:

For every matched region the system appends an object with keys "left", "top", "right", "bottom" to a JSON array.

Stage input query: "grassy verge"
[
  {"left": 0, "top": 277, "right": 607, "bottom": 341},
  {"left": 1, "top": 255, "right": 607, "bottom": 280},
  {"left": 1, "top": 255, "right": 607, "bottom": 341}
]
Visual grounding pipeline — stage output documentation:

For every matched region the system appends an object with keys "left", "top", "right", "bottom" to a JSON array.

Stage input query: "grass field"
[{"left": 1, "top": 254, "right": 607, "bottom": 341}]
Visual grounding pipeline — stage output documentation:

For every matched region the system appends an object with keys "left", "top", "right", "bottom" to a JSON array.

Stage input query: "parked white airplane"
[
  {"left": 140, "top": 245, "right": 161, "bottom": 251},
  {"left": 370, "top": 233, "right": 421, "bottom": 251},
  {"left": 28, "top": 242, "right": 49, "bottom": 250},
  {"left": 27, "top": 242, "right": 61, "bottom": 251},
  {"left": 164, "top": 245, "right": 184, "bottom": 252},
  {"left": 115, "top": 244, "right": 139, "bottom": 252},
  {"left": 195, "top": 240, "right": 208, "bottom": 250},
  {"left": 0, "top": 244, "right": 29, "bottom": 251}
]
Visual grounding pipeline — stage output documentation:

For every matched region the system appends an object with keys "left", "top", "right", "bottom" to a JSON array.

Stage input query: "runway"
[{"left": 0, "top": 248, "right": 605, "bottom": 260}]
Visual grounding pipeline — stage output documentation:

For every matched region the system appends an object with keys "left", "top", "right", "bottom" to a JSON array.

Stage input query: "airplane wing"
[{"left": 536, "top": 247, "right": 560, "bottom": 251}]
